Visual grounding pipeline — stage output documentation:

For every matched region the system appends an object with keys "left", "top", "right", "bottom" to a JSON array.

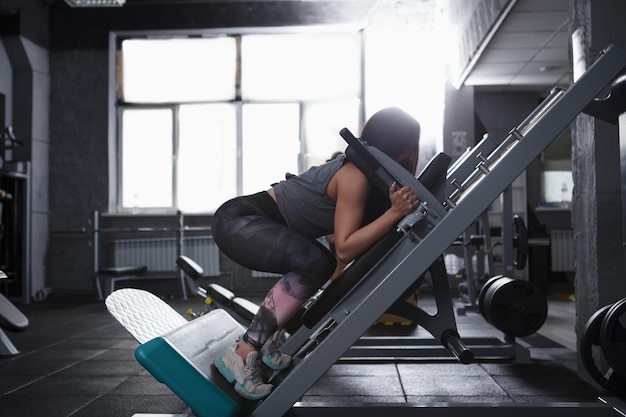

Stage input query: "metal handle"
[{"left": 442, "top": 331, "right": 474, "bottom": 364}]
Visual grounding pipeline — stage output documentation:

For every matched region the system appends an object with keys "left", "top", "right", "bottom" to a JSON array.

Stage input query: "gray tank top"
[{"left": 273, "top": 154, "right": 346, "bottom": 239}]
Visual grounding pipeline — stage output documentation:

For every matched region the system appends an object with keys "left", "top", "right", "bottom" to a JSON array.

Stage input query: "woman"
[{"left": 211, "top": 107, "right": 421, "bottom": 400}]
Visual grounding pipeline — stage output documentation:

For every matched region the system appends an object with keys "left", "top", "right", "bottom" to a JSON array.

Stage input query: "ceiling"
[
  {"left": 5, "top": 0, "right": 570, "bottom": 93},
  {"left": 117, "top": 0, "right": 570, "bottom": 92},
  {"left": 459, "top": 0, "right": 570, "bottom": 92},
  {"left": 116, "top": 0, "right": 572, "bottom": 93}
]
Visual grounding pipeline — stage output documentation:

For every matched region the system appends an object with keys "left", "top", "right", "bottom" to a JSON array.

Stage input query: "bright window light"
[
  {"left": 121, "top": 37, "right": 237, "bottom": 103},
  {"left": 178, "top": 104, "right": 238, "bottom": 213},
  {"left": 242, "top": 103, "right": 300, "bottom": 195},
  {"left": 121, "top": 109, "right": 173, "bottom": 208},
  {"left": 116, "top": 31, "right": 364, "bottom": 213},
  {"left": 241, "top": 32, "right": 361, "bottom": 100},
  {"left": 365, "top": 26, "right": 446, "bottom": 169},
  {"left": 301, "top": 99, "right": 360, "bottom": 169},
  {"left": 542, "top": 170, "right": 573, "bottom": 206}
]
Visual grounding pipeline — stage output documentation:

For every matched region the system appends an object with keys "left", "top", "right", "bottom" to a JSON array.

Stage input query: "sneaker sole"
[
  {"left": 234, "top": 383, "right": 272, "bottom": 400},
  {"left": 213, "top": 356, "right": 236, "bottom": 384},
  {"left": 262, "top": 356, "right": 291, "bottom": 371}
]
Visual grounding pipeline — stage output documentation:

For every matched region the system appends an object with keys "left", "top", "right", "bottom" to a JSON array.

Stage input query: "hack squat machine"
[{"left": 105, "top": 44, "right": 626, "bottom": 417}]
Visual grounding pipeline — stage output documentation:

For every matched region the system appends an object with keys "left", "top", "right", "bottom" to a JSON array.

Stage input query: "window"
[
  {"left": 114, "top": 26, "right": 446, "bottom": 214},
  {"left": 121, "top": 108, "right": 173, "bottom": 209},
  {"left": 117, "top": 31, "right": 361, "bottom": 214},
  {"left": 121, "top": 37, "right": 237, "bottom": 103},
  {"left": 178, "top": 104, "right": 237, "bottom": 212},
  {"left": 364, "top": 25, "right": 445, "bottom": 169},
  {"left": 240, "top": 33, "right": 360, "bottom": 100},
  {"left": 241, "top": 103, "right": 300, "bottom": 195}
]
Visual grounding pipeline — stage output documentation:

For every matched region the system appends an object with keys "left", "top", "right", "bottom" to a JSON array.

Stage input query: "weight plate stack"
[
  {"left": 599, "top": 297, "right": 626, "bottom": 380},
  {"left": 580, "top": 303, "right": 626, "bottom": 393},
  {"left": 480, "top": 276, "right": 548, "bottom": 337}
]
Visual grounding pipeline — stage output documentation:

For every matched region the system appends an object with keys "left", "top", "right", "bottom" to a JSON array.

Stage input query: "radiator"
[
  {"left": 112, "top": 236, "right": 221, "bottom": 276},
  {"left": 549, "top": 230, "right": 574, "bottom": 272}
]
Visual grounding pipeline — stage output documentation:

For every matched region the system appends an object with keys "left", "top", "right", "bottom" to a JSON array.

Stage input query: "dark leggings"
[{"left": 211, "top": 192, "right": 336, "bottom": 350}]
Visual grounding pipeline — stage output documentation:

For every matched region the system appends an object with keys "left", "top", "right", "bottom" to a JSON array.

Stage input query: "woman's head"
[{"left": 360, "top": 107, "right": 420, "bottom": 174}]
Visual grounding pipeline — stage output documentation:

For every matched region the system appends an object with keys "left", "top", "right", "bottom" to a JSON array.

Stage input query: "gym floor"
[{"left": 0, "top": 293, "right": 618, "bottom": 417}]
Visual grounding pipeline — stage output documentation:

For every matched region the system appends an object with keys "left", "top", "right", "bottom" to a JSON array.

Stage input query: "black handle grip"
[
  {"left": 340, "top": 127, "right": 401, "bottom": 190},
  {"left": 340, "top": 128, "right": 385, "bottom": 172},
  {"left": 176, "top": 255, "right": 204, "bottom": 280},
  {"left": 443, "top": 331, "right": 474, "bottom": 364}
]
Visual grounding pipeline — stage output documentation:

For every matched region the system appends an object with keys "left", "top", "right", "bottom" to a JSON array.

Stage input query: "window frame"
[
  {"left": 116, "top": 103, "right": 178, "bottom": 214},
  {"left": 108, "top": 25, "right": 366, "bottom": 215}
]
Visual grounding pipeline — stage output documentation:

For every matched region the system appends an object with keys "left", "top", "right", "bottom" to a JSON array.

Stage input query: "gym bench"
[
  {"left": 96, "top": 265, "right": 148, "bottom": 301},
  {"left": 0, "top": 270, "right": 29, "bottom": 355}
]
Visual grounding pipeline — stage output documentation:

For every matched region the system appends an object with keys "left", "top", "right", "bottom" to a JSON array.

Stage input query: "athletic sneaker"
[
  {"left": 214, "top": 345, "right": 273, "bottom": 400},
  {"left": 261, "top": 333, "right": 292, "bottom": 371}
]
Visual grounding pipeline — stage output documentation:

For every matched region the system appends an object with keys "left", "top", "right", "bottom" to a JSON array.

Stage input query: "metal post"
[
  {"left": 501, "top": 186, "right": 514, "bottom": 277},
  {"left": 23, "top": 162, "right": 31, "bottom": 304},
  {"left": 177, "top": 211, "right": 188, "bottom": 300},
  {"left": 93, "top": 210, "right": 99, "bottom": 275},
  {"left": 610, "top": 74, "right": 626, "bottom": 278}
]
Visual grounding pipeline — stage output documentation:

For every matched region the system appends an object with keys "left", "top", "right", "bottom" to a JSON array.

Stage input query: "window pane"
[
  {"left": 301, "top": 99, "right": 360, "bottom": 170},
  {"left": 122, "top": 37, "right": 237, "bottom": 103},
  {"left": 178, "top": 104, "right": 237, "bottom": 213},
  {"left": 121, "top": 109, "right": 173, "bottom": 208},
  {"left": 241, "top": 32, "right": 361, "bottom": 100},
  {"left": 365, "top": 26, "right": 446, "bottom": 169},
  {"left": 242, "top": 103, "right": 300, "bottom": 195}
]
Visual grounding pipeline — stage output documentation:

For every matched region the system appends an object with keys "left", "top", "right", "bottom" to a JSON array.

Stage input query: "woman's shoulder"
[
  {"left": 336, "top": 159, "right": 367, "bottom": 181},
  {"left": 327, "top": 160, "right": 368, "bottom": 199}
]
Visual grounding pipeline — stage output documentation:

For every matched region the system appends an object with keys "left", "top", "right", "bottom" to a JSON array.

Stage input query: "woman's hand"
[
  {"left": 389, "top": 182, "right": 419, "bottom": 217},
  {"left": 331, "top": 165, "right": 420, "bottom": 264}
]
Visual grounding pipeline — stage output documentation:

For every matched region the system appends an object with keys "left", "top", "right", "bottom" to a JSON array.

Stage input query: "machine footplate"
[{"left": 106, "top": 288, "right": 248, "bottom": 417}]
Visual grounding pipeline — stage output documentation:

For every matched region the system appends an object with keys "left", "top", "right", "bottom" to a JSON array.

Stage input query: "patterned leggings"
[{"left": 211, "top": 191, "right": 336, "bottom": 350}]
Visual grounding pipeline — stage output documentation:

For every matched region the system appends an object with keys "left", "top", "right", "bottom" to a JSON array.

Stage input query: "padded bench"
[
  {"left": 205, "top": 284, "right": 259, "bottom": 325},
  {"left": 176, "top": 256, "right": 259, "bottom": 325},
  {"left": 0, "top": 271, "right": 29, "bottom": 355},
  {"left": 96, "top": 265, "right": 148, "bottom": 300}
]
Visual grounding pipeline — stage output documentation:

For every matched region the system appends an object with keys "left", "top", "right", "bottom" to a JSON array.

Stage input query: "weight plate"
[
  {"left": 579, "top": 304, "right": 626, "bottom": 393},
  {"left": 600, "top": 297, "right": 626, "bottom": 379},
  {"left": 484, "top": 277, "right": 547, "bottom": 337},
  {"left": 478, "top": 275, "right": 503, "bottom": 320},
  {"left": 483, "top": 276, "right": 510, "bottom": 326}
]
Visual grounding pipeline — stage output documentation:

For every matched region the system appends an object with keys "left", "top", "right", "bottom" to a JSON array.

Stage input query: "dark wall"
[
  {"left": 0, "top": 0, "right": 49, "bottom": 48},
  {"left": 49, "top": 1, "right": 374, "bottom": 50}
]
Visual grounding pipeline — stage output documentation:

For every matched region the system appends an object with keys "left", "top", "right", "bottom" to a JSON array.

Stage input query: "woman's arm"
[{"left": 331, "top": 163, "right": 419, "bottom": 264}]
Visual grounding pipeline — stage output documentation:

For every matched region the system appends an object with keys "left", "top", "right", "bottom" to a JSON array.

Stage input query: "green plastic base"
[{"left": 135, "top": 309, "right": 247, "bottom": 417}]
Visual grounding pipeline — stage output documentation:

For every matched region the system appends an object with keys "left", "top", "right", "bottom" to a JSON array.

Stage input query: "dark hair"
[{"left": 360, "top": 107, "right": 420, "bottom": 159}]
